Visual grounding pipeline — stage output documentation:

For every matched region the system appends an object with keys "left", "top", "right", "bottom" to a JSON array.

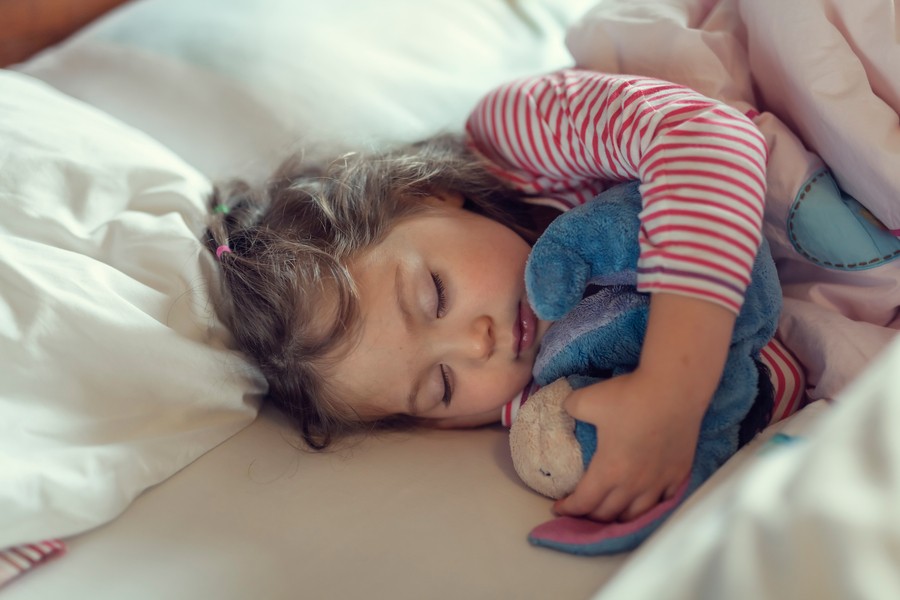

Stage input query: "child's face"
[{"left": 329, "top": 194, "right": 550, "bottom": 428}]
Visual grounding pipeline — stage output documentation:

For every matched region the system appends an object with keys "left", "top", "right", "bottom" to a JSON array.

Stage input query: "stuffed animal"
[{"left": 509, "top": 180, "right": 781, "bottom": 555}]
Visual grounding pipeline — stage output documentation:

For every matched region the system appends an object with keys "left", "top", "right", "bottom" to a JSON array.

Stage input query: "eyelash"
[
  {"left": 431, "top": 273, "right": 447, "bottom": 317},
  {"left": 432, "top": 272, "right": 451, "bottom": 406},
  {"left": 439, "top": 365, "right": 452, "bottom": 407}
]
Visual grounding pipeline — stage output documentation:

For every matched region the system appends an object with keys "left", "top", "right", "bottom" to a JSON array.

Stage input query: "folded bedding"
[
  {"left": 0, "top": 70, "right": 263, "bottom": 551},
  {"left": 566, "top": 0, "right": 900, "bottom": 402}
]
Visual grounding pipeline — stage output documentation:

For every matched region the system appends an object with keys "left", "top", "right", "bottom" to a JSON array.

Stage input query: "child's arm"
[
  {"left": 554, "top": 293, "right": 735, "bottom": 521},
  {"left": 466, "top": 69, "right": 768, "bottom": 521}
]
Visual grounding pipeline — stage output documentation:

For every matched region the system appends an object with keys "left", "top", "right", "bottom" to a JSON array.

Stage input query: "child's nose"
[{"left": 447, "top": 315, "right": 495, "bottom": 362}]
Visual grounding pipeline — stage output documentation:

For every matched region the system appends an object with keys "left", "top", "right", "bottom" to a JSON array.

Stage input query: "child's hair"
[{"left": 204, "top": 134, "right": 545, "bottom": 450}]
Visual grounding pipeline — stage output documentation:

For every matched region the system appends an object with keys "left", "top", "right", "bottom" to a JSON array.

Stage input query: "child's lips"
[{"left": 515, "top": 301, "right": 538, "bottom": 358}]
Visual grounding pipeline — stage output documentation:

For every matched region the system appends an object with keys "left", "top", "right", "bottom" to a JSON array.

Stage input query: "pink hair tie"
[{"left": 216, "top": 245, "right": 232, "bottom": 259}]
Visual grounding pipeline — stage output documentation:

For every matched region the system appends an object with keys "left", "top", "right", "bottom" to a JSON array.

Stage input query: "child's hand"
[
  {"left": 552, "top": 370, "right": 703, "bottom": 521},
  {"left": 553, "top": 292, "right": 737, "bottom": 522}
]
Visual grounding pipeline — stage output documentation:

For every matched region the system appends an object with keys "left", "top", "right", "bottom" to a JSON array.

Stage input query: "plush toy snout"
[{"left": 509, "top": 379, "right": 583, "bottom": 499}]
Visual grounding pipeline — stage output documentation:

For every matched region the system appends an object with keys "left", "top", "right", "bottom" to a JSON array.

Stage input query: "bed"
[{"left": 2, "top": 0, "right": 899, "bottom": 598}]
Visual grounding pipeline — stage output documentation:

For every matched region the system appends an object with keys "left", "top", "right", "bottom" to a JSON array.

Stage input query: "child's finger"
[
  {"left": 617, "top": 490, "right": 664, "bottom": 522},
  {"left": 553, "top": 475, "right": 613, "bottom": 517},
  {"left": 585, "top": 487, "right": 633, "bottom": 522},
  {"left": 561, "top": 382, "right": 607, "bottom": 421}
]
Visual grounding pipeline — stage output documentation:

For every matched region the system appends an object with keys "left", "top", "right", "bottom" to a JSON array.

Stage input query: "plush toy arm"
[{"left": 525, "top": 181, "right": 642, "bottom": 321}]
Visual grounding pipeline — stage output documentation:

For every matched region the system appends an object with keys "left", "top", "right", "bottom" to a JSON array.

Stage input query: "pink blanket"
[{"left": 567, "top": 0, "right": 900, "bottom": 401}]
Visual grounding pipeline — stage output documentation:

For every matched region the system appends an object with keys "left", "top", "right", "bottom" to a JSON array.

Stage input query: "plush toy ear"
[{"left": 525, "top": 181, "right": 642, "bottom": 321}]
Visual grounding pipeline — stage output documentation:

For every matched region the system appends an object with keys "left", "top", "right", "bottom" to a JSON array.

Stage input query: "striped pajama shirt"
[{"left": 465, "top": 69, "right": 804, "bottom": 426}]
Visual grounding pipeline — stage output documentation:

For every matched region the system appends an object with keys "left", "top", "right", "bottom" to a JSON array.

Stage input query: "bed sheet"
[
  {"left": 1, "top": 407, "right": 627, "bottom": 600},
  {"left": 4, "top": 398, "right": 837, "bottom": 600}
]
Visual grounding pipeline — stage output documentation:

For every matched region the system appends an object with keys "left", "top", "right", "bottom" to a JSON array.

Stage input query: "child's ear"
[{"left": 431, "top": 191, "right": 465, "bottom": 209}]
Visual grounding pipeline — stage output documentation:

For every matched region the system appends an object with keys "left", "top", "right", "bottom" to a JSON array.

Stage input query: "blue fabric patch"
[{"left": 788, "top": 170, "right": 900, "bottom": 270}]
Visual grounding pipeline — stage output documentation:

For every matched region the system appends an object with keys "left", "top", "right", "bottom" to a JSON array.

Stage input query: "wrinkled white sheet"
[{"left": 567, "top": 0, "right": 900, "bottom": 401}]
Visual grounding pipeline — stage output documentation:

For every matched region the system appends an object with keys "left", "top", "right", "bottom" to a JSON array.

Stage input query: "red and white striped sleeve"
[{"left": 464, "top": 69, "right": 768, "bottom": 314}]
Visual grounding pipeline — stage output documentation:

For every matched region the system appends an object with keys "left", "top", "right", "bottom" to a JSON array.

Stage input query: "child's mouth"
[{"left": 515, "top": 301, "right": 538, "bottom": 358}]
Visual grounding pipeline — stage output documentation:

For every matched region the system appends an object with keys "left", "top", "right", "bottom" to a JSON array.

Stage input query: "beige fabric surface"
[{"left": 4, "top": 405, "right": 626, "bottom": 600}]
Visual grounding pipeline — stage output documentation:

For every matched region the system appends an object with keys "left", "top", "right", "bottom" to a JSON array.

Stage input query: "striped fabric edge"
[
  {"left": 0, "top": 540, "right": 66, "bottom": 588},
  {"left": 759, "top": 337, "right": 807, "bottom": 423},
  {"left": 465, "top": 69, "right": 767, "bottom": 317},
  {"left": 501, "top": 379, "right": 541, "bottom": 428}
]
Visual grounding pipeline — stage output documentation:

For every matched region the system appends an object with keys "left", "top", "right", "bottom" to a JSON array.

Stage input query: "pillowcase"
[
  {"left": 16, "top": 0, "right": 595, "bottom": 183},
  {"left": 0, "top": 70, "right": 264, "bottom": 548}
]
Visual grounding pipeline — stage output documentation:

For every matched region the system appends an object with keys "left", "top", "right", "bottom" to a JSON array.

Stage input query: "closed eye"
[
  {"left": 432, "top": 272, "right": 447, "bottom": 317},
  {"left": 439, "top": 364, "right": 452, "bottom": 407}
]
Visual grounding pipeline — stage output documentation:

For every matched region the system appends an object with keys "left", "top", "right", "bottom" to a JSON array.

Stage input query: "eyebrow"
[{"left": 395, "top": 264, "right": 422, "bottom": 415}]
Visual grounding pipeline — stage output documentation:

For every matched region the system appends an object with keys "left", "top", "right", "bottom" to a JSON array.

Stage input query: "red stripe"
[
  {"left": 643, "top": 167, "right": 764, "bottom": 200},
  {"left": 642, "top": 207, "right": 761, "bottom": 246},
  {"left": 769, "top": 339, "right": 803, "bottom": 415},
  {"left": 644, "top": 223, "right": 758, "bottom": 260},
  {"left": 624, "top": 103, "right": 656, "bottom": 152},
  {"left": 642, "top": 139, "right": 764, "bottom": 170},
  {"left": 640, "top": 248, "right": 751, "bottom": 286},
  {"left": 665, "top": 127, "right": 767, "bottom": 161},
  {"left": 642, "top": 155, "right": 766, "bottom": 193},
  {"left": 577, "top": 77, "right": 617, "bottom": 177},
  {"left": 711, "top": 107, "right": 767, "bottom": 141},
  {"left": 545, "top": 94, "right": 586, "bottom": 179},
  {"left": 531, "top": 82, "right": 571, "bottom": 179},
  {"left": 11, "top": 548, "right": 37, "bottom": 567},
  {"left": 648, "top": 239, "right": 753, "bottom": 272},
  {"left": 643, "top": 182, "right": 764, "bottom": 221},
  {"left": 643, "top": 192, "right": 763, "bottom": 229},
  {"left": 760, "top": 345, "right": 786, "bottom": 420},
  {"left": 500, "top": 84, "right": 537, "bottom": 178},
  {"left": 509, "top": 84, "right": 547, "bottom": 178},
  {"left": 0, "top": 551, "right": 23, "bottom": 571},
  {"left": 597, "top": 83, "right": 624, "bottom": 165},
  {"left": 519, "top": 81, "right": 550, "bottom": 176}
]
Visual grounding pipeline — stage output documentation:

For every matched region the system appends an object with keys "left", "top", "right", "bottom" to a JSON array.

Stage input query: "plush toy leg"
[
  {"left": 689, "top": 340, "right": 763, "bottom": 485},
  {"left": 530, "top": 343, "right": 763, "bottom": 556},
  {"left": 527, "top": 477, "right": 690, "bottom": 555}
]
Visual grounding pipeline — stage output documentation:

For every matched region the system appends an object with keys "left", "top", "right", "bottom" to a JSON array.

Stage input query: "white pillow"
[
  {"left": 0, "top": 70, "right": 264, "bottom": 548},
  {"left": 16, "top": 0, "right": 595, "bottom": 182}
]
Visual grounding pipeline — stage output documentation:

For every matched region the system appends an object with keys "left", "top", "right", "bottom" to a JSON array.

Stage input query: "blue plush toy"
[{"left": 508, "top": 181, "right": 780, "bottom": 555}]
